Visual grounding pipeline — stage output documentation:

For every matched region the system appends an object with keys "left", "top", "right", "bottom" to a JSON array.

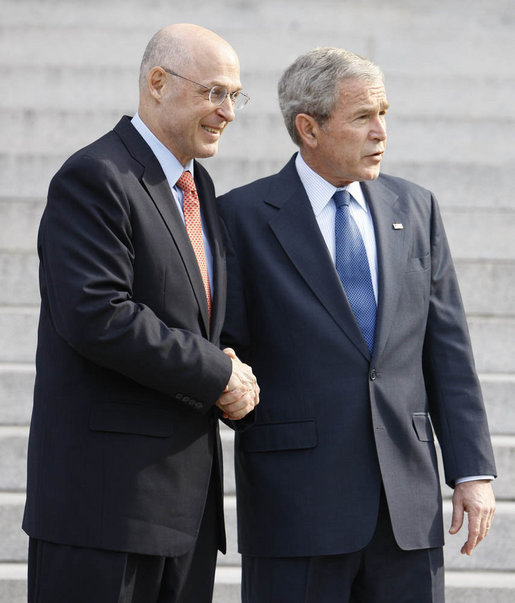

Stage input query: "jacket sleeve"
[
  {"left": 39, "top": 153, "right": 232, "bottom": 409},
  {"left": 422, "top": 194, "right": 496, "bottom": 486}
]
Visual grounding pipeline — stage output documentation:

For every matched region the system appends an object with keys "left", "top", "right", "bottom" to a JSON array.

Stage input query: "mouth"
[
  {"left": 202, "top": 124, "right": 225, "bottom": 137},
  {"left": 366, "top": 150, "right": 384, "bottom": 161}
]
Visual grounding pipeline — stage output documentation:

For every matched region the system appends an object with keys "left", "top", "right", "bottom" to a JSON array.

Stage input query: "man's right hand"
[{"left": 216, "top": 348, "right": 259, "bottom": 420}]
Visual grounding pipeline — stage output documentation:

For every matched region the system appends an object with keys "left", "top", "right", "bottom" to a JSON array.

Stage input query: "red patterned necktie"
[{"left": 176, "top": 171, "right": 212, "bottom": 319}]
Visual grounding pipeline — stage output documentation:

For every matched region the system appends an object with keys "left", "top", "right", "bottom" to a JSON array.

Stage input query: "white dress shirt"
[
  {"left": 294, "top": 152, "right": 492, "bottom": 486},
  {"left": 131, "top": 113, "right": 213, "bottom": 291}
]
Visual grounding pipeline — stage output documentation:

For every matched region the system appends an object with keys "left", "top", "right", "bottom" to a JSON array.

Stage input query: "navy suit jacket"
[
  {"left": 23, "top": 116, "right": 234, "bottom": 557},
  {"left": 218, "top": 154, "right": 496, "bottom": 556}
]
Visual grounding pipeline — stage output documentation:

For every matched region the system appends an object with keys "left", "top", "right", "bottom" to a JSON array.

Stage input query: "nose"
[
  {"left": 370, "top": 115, "right": 387, "bottom": 141},
  {"left": 216, "top": 95, "right": 236, "bottom": 122}
]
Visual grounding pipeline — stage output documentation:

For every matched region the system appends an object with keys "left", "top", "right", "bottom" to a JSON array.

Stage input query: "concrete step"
[
  {"left": 377, "top": 162, "right": 515, "bottom": 211},
  {"left": 0, "top": 425, "right": 515, "bottom": 512},
  {"left": 2, "top": 106, "right": 515, "bottom": 169},
  {"left": 216, "top": 569, "right": 515, "bottom": 603},
  {"left": 2, "top": 416, "right": 512, "bottom": 498},
  {"left": 216, "top": 112, "right": 515, "bottom": 165},
  {"left": 2, "top": 63, "right": 514, "bottom": 121},
  {"left": 4, "top": 0, "right": 512, "bottom": 33},
  {"left": 0, "top": 310, "right": 38, "bottom": 365},
  {"left": 3, "top": 9, "right": 514, "bottom": 78},
  {"left": 2, "top": 197, "right": 514, "bottom": 263},
  {"left": 1, "top": 364, "right": 513, "bottom": 435},
  {"left": 455, "top": 262, "right": 515, "bottom": 317},
  {"left": 209, "top": 157, "right": 515, "bottom": 205},
  {"left": 1, "top": 306, "right": 513, "bottom": 374},
  {"left": 0, "top": 200, "right": 42, "bottom": 252},
  {"left": 480, "top": 374, "right": 515, "bottom": 437},
  {"left": 0, "top": 563, "right": 513, "bottom": 603},
  {"left": 2, "top": 147, "right": 514, "bottom": 210},
  {"left": 467, "top": 317, "right": 515, "bottom": 374},
  {"left": 0, "top": 109, "right": 126, "bottom": 155},
  {"left": 0, "top": 252, "right": 39, "bottom": 307},
  {"left": 0, "top": 428, "right": 29, "bottom": 492},
  {"left": 3, "top": 491, "right": 515, "bottom": 571},
  {"left": 441, "top": 209, "right": 515, "bottom": 262},
  {"left": 2, "top": 246, "right": 513, "bottom": 315},
  {"left": 0, "top": 365, "right": 34, "bottom": 426}
]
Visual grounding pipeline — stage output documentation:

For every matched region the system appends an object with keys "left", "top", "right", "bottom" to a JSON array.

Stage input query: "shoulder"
[
  {"left": 219, "top": 173, "right": 275, "bottom": 205},
  {"left": 54, "top": 129, "right": 130, "bottom": 182},
  {"left": 366, "top": 173, "right": 438, "bottom": 219},
  {"left": 374, "top": 173, "right": 433, "bottom": 198},
  {"left": 218, "top": 156, "right": 298, "bottom": 215}
]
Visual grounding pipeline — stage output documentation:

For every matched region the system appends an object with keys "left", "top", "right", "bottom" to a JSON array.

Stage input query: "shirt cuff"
[{"left": 455, "top": 475, "right": 495, "bottom": 484}]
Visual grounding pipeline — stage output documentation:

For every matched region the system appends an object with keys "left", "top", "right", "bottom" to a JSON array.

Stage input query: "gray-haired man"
[{"left": 218, "top": 47, "right": 496, "bottom": 602}]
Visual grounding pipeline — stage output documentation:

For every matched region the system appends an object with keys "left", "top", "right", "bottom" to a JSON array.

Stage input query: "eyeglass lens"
[{"left": 209, "top": 86, "right": 247, "bottom": 109}]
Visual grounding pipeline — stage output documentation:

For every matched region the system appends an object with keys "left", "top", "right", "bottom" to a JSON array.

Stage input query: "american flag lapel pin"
[{"left": 392, "top": 223, "right": 404, "bottom": 230}]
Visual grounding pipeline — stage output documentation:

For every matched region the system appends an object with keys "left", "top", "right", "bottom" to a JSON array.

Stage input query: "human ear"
[
  {"left": 295, "top": 113, "right": 319, "bottom": 149},
  {"left": 147, "top": 67, "right": 167, "bottom": 101}
]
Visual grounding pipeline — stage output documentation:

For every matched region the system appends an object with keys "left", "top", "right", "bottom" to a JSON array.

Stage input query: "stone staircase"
[{"left": 1, "top": 1, "right": 514, "bottom": 601}]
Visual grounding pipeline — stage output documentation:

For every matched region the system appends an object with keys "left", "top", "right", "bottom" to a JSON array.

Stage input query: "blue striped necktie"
[{"left": 334, "top": 190, "right": 376, "bottom": 353}]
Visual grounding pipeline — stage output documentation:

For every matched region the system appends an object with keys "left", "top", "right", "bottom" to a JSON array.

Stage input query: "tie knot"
[
  {"left": 333, "top": 189, "right": 351, "bottom": 209},
  {"left": 176, "top": 171, "right": 196, "bottom": 194}
]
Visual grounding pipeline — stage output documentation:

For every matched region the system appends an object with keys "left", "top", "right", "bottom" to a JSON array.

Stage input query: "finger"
[
  {"left": 219, "top": 393, "right": 253, "bottom": 415},
  {"left": 461, "top": 513, "right": 481, "bottom": 555},
  {"left": 216, "top": 389, "right": 246, "bottom": 410},
  {"left": 223, "top": 403, "right": 253, "bottom": 421},
  {"left": 223, "top": 347, "right": 237, "bottom": 359},
  {"left": 449, "top": 499, "right": 464, "bottom": 535}
]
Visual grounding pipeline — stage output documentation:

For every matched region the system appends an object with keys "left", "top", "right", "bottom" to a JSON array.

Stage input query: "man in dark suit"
[
  {"left": 218, "top": 47, "right": 496, "bottom": 602},
  {"left": 23, "top": 23, "right": 258, "bottom": 603}
]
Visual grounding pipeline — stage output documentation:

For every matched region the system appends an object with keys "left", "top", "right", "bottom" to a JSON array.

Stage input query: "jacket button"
[{"left": 370, "top": 368, "right": 377, "bottom": 381}]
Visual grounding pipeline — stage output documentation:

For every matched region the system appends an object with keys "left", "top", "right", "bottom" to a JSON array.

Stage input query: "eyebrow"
[{"left": 352, "top": 101, "right": 390, "bottom": 116}]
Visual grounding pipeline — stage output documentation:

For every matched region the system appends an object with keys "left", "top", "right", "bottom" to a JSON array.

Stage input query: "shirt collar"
[
  {"left": 295, "top": 152, "right": 368, "bottom": 216},
  {"left": 131, "top": 113, "right": 194, "bottom": 187}
]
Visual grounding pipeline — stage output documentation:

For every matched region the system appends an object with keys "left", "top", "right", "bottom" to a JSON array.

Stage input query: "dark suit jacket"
[
  {"left": 218, "top": 154, "right": 496, "bottom": 557},
  {"left": 23, "top": 116, "right": 233, "bottom": 557}
]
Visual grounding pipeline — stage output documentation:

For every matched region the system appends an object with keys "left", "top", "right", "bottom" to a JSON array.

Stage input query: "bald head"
[
  {"left": 136, "top": 23, "right": 243, "bottom": 165},
  {"left": 139, "top": 24, "right": 238, "bottom": 90}
]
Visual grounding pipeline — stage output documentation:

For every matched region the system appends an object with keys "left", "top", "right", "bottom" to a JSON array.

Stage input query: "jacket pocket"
[
  {"left": 412, "top": 412, "right": 434, "bottom": 442},
  {"left": 239, "top": 419, "right": 317, "bottom": 452},
  {"left": 405, "top": 253, "right": 430, "bottom": 272},
  {"left": 89, "top": 401, "right": 173, "bottom": 438}
]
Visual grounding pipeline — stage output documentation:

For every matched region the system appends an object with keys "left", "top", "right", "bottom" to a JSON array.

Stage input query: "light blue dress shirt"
[{"left": 295, "top": 152, "right": 378, "bottom": 303}]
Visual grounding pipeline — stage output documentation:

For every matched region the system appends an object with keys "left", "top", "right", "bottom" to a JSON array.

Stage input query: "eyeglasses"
[{"left": 161, "top": 67, "right": 250, "bottom": 110}]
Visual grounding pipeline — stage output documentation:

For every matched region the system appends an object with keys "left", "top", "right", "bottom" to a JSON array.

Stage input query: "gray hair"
[
  {"left": 278, "top": 47, "right": 384, "bottom": 146},
  {"left": 138, "top": 29, "right": 188, "bottom": 89}
]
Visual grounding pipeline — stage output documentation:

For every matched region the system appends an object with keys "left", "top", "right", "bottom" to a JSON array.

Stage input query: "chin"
[
  {"left": 362, "top": 168, "right": 381, "bottom": 181},
  {"left": 196, "top": 144, "right": 219, "bottom": 159}
]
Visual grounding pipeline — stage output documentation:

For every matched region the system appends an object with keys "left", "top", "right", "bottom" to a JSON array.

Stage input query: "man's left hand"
[{"left": 450, "top": 480, "right": 495, "bottom": 555}]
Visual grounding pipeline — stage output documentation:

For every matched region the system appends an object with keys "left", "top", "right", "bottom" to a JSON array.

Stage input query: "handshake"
[{"left": 216, "top": 348, "right": 260, "bottom": 421}]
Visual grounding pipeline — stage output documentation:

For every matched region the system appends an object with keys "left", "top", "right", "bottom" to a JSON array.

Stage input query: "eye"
[
  {"left": 229, "top": 90, "right": 241, "bottom": 104},
  {"left": 209, "top": 86, "right": 228, "bottom": 104}
]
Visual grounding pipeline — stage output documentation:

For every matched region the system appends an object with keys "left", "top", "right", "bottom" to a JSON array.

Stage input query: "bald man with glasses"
[{"left": 23, "top": 23, "right": 258, "bottom": 603}]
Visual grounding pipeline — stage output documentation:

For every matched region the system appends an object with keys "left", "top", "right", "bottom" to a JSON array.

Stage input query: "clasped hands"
[{"left": 216, "top": 348, "right": 260, "bottom": 420}]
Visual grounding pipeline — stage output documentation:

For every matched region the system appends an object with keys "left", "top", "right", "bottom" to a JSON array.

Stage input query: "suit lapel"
[
  {"left": 361, "top": 179, "right": 409, "bottom": 361},
  {"left": 267, "top": 158, "right": 370, "bottom": 358},
  {"left": 113, "top": 117, "right": 211, "bottom": 337},
  {"left": 196, "top": 162, "right": 226, "bottom": 340}
]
